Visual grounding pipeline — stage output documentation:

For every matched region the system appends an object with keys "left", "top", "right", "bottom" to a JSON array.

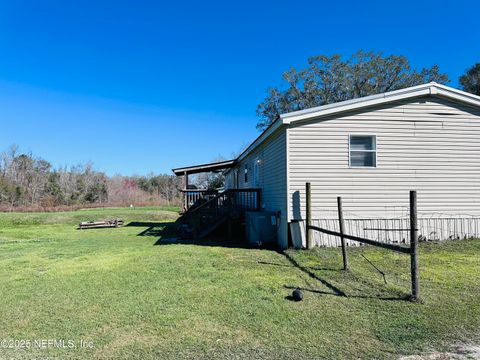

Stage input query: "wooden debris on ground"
[{"left": 79, "top": 219, "right": 124, "bottom": 230}]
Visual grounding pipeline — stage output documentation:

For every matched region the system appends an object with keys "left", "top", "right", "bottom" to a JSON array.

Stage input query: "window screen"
[{"left": 349, "top": 135, "right": 376, "bottom": 167}]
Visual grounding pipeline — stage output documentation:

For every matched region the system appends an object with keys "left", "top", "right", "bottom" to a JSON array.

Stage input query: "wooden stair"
[
  {"left": 197, "top": 214, "right": 229, "bottom": 239},
  {"left": 178, "top": 189, "right": 261, "bottom": 240}
]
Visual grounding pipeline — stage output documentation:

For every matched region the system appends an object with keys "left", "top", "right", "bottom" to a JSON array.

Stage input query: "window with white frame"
[
  {"left": 244, "top": 164, "right": 248, "bottom": 183},
  {"left": 349, "top": 135, "right": 376, "bottom": 167}
]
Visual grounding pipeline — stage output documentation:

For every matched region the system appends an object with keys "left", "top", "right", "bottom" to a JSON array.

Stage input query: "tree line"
[
  {"left": 0, "top": 145, "right": 184, "bottom": 210},
  {"left": 256, "top": 50, "right": 480, "bottom": 130},
  {"left": 4, "top": 51, "right": 478, "bottom": 210}
]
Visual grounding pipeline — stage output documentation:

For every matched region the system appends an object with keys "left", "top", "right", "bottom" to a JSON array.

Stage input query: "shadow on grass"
[
  {"left": 283, "top": 285, "right": 409, "bottom": 301},
  {"left": 283, "top": 251, "right": 347, "bottom": 297},
  {"left": 127, "top": 221, "right": 178, "bottom": 238},
  {"left": 282, "top": 251, "right": 410, "bottom": 302},
  {"left": 257, "top": 261, "right": 342, "bottom": 272},
  {"left": 126, "top": 221, "right": 273, "bottom": 249},
  {"left": 153, "top": 237, "right": 259, "bottom": 248},
  {"left": 128, "top": 221, "right": 409, "bottom": 301},
  {"left": 257, "top": 261, "right": 293, "bottom": 268}
]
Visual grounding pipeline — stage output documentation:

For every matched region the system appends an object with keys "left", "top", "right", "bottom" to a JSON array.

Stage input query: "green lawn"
[{"left": 0, "top": 207, "right": 479, "bottom": 359}]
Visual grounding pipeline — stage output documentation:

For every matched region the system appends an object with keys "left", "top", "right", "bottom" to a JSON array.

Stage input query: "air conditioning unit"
[{"left": 245, "top": 211, "right": 278, "bottom": 246}]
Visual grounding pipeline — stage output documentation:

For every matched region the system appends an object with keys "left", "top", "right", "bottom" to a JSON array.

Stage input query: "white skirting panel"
[{"left": 289, "top": 217, "right": 480, "bottom": 249}]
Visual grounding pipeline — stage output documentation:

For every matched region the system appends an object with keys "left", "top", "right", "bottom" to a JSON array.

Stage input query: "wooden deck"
[
  {"left": 172, "top": 159, "right": 258, "bottom": 239},
  {"left": 178, "top": 188, "right": 261, "bottom": 239}
]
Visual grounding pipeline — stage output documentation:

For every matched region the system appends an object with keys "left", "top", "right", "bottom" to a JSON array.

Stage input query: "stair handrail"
[
  {"left": 183, "top": 189, "right": 228, "bottom": 217},
  {"left": 181, "top": 188, "right": 262, "bottom": 219}
]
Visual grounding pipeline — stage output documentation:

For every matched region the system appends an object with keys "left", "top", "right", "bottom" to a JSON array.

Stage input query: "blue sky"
[{"left": 0, "top": 0, "right": 479, "bottom": 175}]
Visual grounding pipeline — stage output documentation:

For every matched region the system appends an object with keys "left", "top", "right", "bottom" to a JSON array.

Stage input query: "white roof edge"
[
  {"left": 280, "top": 82, "right": 480, "bottom": 124},
  {"left": 172, "top": 159, "right": 236, "bottom": 175},
  {"left": 230, "top": 83, "right": 480, "bottom": 166},
  {"left": 236, "top": 118, "right": 283, "bottom": 162}
]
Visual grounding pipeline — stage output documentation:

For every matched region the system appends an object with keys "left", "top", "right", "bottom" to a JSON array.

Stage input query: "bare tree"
[{"left": 0, "top": 145, "right": 181, "bottom": 209}]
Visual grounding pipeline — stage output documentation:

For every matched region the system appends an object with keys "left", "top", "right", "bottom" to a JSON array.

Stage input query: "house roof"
[
  {"left": 175, "top": 83, "right": 480, "bottom": 174},
  {"left": 234, "top": 83, "right": 480, "bottom": 163},
  {"left": 281, "top": 82, "right": 480, "bottom": 123},
  {"left": 172, "top": 159, "right": 236, "bottom": 176}
]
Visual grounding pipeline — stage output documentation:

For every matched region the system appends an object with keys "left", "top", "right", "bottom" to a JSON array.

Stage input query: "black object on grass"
[{"left": 292, "top": 288, "right": 303, "bottom": 301}]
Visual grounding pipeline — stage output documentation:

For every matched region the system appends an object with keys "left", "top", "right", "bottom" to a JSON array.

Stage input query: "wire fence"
[{"left": 291, "top": 216, "right": 480, "bottom": 248}]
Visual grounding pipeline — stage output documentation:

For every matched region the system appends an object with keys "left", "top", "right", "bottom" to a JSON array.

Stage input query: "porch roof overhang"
[{"left": 172, "top": 159, "right": 236, "bottom": 176}]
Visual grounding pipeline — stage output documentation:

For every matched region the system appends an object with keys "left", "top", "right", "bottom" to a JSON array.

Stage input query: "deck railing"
[
  {"left": 180, "top": 189, "right": 218, "bottom": 213},
  {"left": 181, "top": 188, "right": 261, "bottom": 213},
  {"left": 180, "top": 188, "right": 262, "bottom": 238},
  {"left": 226, "top": 189, "right": 262, "bottom": 211}
]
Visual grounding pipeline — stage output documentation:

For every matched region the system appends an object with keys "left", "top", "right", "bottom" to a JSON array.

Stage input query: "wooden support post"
[
  {"left": 410, "top": 190, "right": 419, "bottom": 301},
  {"left": 256, "top": 189, "right": 262, "bottom": 211},
  {"left": 337, "top": 196, "right": 349, "bottom": 271},
  {"left": 183, "top": 171, "right": 189, "bottom": 211},
  {"left": 184, "top": 171, "right": 189, "bottom": 189},
  {"left": 306, "top": 182, "right": 312, "bottom": 249}
]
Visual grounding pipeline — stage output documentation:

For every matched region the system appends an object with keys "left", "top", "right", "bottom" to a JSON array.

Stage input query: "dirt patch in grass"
[{"left": 401, "top": 344, "right": 480, "bottom": 359}]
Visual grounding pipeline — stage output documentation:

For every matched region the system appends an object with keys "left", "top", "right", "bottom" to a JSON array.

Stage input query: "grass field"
[{"left": 0, "top": 207, "right": 479, "bottom": 359}]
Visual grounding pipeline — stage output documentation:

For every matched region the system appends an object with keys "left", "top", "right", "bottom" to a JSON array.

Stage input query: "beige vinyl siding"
[
  {"left": 224, "top": 169, "right": 240, "bottom": 190},
  {"left": 234, "top": 129, "right": 288, "bottom": 248},
  {"left": 237, "top": 129, "right": 286, "bottom": 211},
  {"left": 288, "top": 97, "right": 480, "bottom": 220},
  {"left": 224, "top": 171, "right": 233, "bottom": 189}
]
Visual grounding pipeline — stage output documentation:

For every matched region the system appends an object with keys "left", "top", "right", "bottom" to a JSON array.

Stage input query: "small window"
[
  {"left": 244, "top": 164, "right": 248, "bottom": 183},
  {"left": 349, "top": 135, "right": 376, "bottom": 167}
]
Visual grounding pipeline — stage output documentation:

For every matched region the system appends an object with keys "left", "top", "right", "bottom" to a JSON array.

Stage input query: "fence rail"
[{"left": 292, "top": 217, "right": 480, "bottom": 248}]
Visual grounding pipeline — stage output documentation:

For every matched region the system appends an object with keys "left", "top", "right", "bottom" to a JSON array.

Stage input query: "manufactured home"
[{"left": 173, "top": 83, "right": 480, "bottom": 249}]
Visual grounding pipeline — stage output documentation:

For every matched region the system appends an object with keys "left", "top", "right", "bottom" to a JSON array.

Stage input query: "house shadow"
[
  {"left": 289, "top": 191, "right": 305, "bottom": 249},
  {"left": 291, "top": 190, "right": 302, "bottom": 221},
  {"left": 127, "top": 221, "right": 178, "bottom": 237},
  {"left": 126, "top": 221, "right": 276, "bottom": 250}
]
